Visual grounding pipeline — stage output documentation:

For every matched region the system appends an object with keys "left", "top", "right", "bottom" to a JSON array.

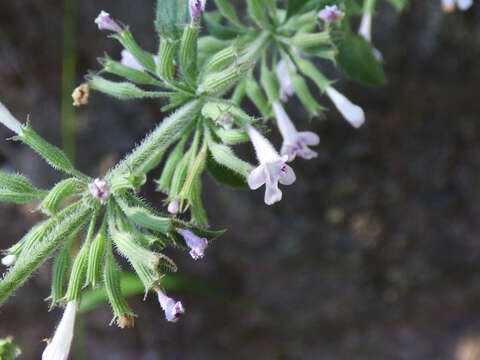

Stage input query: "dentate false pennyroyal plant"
[{"left": 1, "top": 0, "right": 459, "bottom": 357}]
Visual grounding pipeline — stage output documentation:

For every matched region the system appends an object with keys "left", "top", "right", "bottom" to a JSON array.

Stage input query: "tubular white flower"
[
  {"left": 42, "top": 300, "right": 78, "bottom": 360},
  {"left": 246, "top": 125, "right": 296, "bottom": 205},
  {"left": 156, "top": 289, "right": 185, "bottom": 322},
  {"left": 325, "top": 87, "right": 365, "bottom": 128},
  {"left": 275, "top": 57, "right": 296, "bottom": 103},
  {"left": 178, "top": 229, "right": 208, "bottom": 260},
  {"left": 120, "top": 50, "right": 159, "bottom": 72},
  {"left": 358, "top": 12, "right": 372, "bottom": 42},
  {"left": 94, "top": 11, "right": 123, "bottom": 33},
  {"left": 1, "top": 254, "right": 16, "bottom": 267},
  {"left": 273, "top": 102, "right": 319, "bottom": 162},
  {"left": 0, "top": 101, "right": 23, "bottom": 135},
  {"left": 358, "top": 12, "right": 383, "bottom": 60}
]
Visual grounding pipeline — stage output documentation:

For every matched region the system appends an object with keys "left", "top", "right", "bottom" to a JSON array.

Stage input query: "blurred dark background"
[{"left": 1, "top": 0, "right": 480, "bottom": 359}]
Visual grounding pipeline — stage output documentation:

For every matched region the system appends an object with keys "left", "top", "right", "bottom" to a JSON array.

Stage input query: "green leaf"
[
  {"left": 155, "top": 0, "right": 190, "bottom": 40},
  {"left": 385, "top": 0, "right": 407, "bottom": 11},
  {"left": 39, "top": 178, "right": 84, "bottom": 216},
  {"left": 214, "top": 0, "right": 244, "bottom": 27},
  {"left": 204, "top": 11, "right": 239, "bottom": 40},
  {"left": 335, "top": 28, "right": 386, "bottom": 86},
  {"left": 15, "top": 125, "right": 86, "bottom": 179},
  {"left": 285, "top": 0, "right": 310, "bottom": 21},
  {"left": 0, "top": 172, "right": 38, "bottom": 194},
  {"left": 0, "top": 337, "right": 21, "bottom": 359},
  {"left": 0, "top": 190, "right": 41, "bottom": 204},
  {"left": 104, "top": 253, "right": 135, "bottom": 327},
  {"left": 206, "top": 150, "right": 250, "bottom": 189}
]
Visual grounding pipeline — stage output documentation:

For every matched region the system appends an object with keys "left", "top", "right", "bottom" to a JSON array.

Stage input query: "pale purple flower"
[
  {"left": 94, "top": 11, "right": 123, "bottom": 33},
  {"left": 189, "top": 0, "right": 207, "bottom": 24},
  {"left": 273, "top": 102, "right": 319, "bottom": 162},
  {"left": 89, "top": 178, "right": 110, "bottom": 205},
  {"left": 1, "top": 254, "right": 16, "bottom": 267},
  {"left": 325, "top": 86, "right": 365, "bottom": 128},
  {"left": 42, "top": 300, "right": 78, "bottom": 360},
  {"left": 246, "top": 125, "right": 296, "bottom": 205},
  {"left": 156, "top": 288, "right": 185, "bottom": 322},
  {"left": 178, "top": 229, "right": 208, "bottom": 260},
  {"left": 455, "top": 0, "right": 473, "bottom": 10},
  {"left": 275, "top": 57, "right": 296, "bottom": 103},
  {"left": 168, "top": 199, "right": 179, "bottom": 214},
  {"left": 120, "top": 50, "right": 159, "bottom": 72},
  {"left": 317, "top": 5, "right": 344, "bottom": 22},
  {"left": 441, "top": 0, "right": 473, "bottom": 11}
]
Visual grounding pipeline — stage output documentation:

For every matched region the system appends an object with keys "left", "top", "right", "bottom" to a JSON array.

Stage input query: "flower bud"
[
  {"left": 72, "top": 83, "right": 89, "bottom": 106},
  {"left": 1, "top": 254, "right": 16, "bottom": 267},
  {"left": 0, "top": 101, "right": 23, "bottom": 135},
  {"left": 325, "top": 86, "right": 365, "bottom": 128},
  {"left": 94, "top": 11, "right": 123, "bottom": 33},
  {"left": 89, "top": 178, "right": 110, "bottom": 205},
  {"left": 317, "top": 5, "right": 344, "bottom": 22},
  {"left": 168, "top": 199, "right": 180, "bottom": 214},
  {"left": 189, "top": 0, "right": 207, "bottom": 24}
]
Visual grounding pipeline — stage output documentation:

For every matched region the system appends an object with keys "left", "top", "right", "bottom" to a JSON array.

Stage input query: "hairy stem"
[{"left": 106, "top": 100, "right": 203, "bottom": 181}]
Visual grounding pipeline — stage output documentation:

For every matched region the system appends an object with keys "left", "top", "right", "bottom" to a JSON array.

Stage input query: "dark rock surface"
[{"left": 1, "top": 0, "right": 480, "bottom": 359}]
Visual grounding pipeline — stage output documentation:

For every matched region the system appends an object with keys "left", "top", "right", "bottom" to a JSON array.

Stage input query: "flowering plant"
[{"left": 1, "top": 0, "right": 464, "bottom": 357}]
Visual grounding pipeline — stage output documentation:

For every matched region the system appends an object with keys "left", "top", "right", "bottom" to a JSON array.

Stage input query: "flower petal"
[
  {"left": 298, "top": 131, "right": 320, "bottom": 146},
  {"left": 279, "top": 165, "right": 296, "bottom": 185},
  {"left": 457, "top": 0, "right": 473, "bottom": 10},
  {"left": 280, "top": 143, "right": 297, "bottom": 162},
  {"left": 248, "top": 165, "right": 267, "bottom": 190},
  {"left": 297, "top": 147, "right": 318, "bottom": 160},
  {"left": 264, "top": 183, "right": 282, "bottom": 205}
]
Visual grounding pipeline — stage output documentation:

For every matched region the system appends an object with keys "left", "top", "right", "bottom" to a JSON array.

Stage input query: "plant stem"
[
  {"left": 106, "top": 100, "right": 203, "bottom": 181},
  {"left": 61, "top": 0, "right": 78, "bottom": 161}
]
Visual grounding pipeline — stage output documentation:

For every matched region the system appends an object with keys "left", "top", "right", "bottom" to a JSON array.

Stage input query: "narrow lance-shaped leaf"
[
  {"left": 0, "top": 172, "right": 38, "bottom": 194},
  {"left": 115, "top": 197, "right": 171, "bottom": 234},
  {"left": 65, "top": 214, "right": 97, "bottom": 302},
  {"left": 48, "top": 241, "right": 72, "bottom": 309},
  {"left": 14, "top": 125, "right": 86, "bottom": 180},
  {"left": 156, "top": 138, "right": 187, "bottom": 193},
  {"left": 104, "top": 251, "right": 135, "bottom": 328},
  {"left": 39, "top": 178, "right": 85, "bottom": 216},
  {"left": 86, "top": 218, "right": 107, "bottom": 288}
]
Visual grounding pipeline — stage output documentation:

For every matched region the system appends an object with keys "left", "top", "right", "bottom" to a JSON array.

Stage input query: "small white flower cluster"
[{"left": 247, "top": 7, "right": 366, "bottom": 206}]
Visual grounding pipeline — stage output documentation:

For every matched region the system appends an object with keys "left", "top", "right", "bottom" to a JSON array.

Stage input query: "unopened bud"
[
  {"left": 72, "top": 83, "right": 89, "bottom": 106},
  {"left": 88, "top": 178, "right": 110, "bottom": 205},
  {"left": 168, "top": 199, "right": 179, "bottom": 214},
  {"left": 189, "top": 0, "right": 207, "bottom": 24},
  {"left": 1, "top": 254, "right": 16, "bottom": 267},
  {"left": 94, "top": 11, "right": 123, "bottom": 33}
]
